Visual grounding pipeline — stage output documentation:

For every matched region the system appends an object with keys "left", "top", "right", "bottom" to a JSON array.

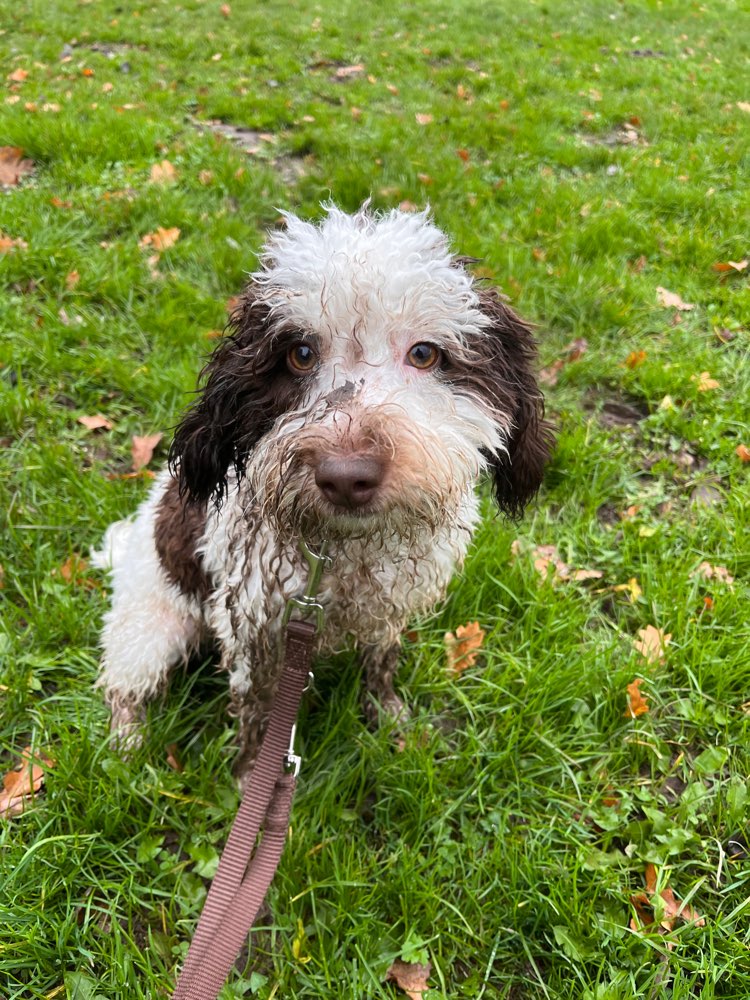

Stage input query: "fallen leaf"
[
  {"left": 691, "top": 371, "right": 720, "bottom": 391},
  {"left": 571, "top": 568, "right": 604, "bottom": 582},
  {"left": 398, "top": 200, "right": 418, "bottom": 213},
  {"left": 444, "top": 621, "right": 485, "bottom": 675},
  {"left": 0, "top": 233, "right": 28, "bottom": 253},
  {"left": 656, "top": 286, "right": 694, "bottom": 311},
  {"left": 139, "top": 226, "right": 180, "bottom": 251},
  {"left": 456, "top": 148, "right": 470, "bottom": 162},
  {"left": 165, "top": 744, "right": 183, "bottom": 772},
  {"left": 198, "top": 169, "right": 214, "bottom": 185},
  {"left": 690, "top": 562, "right": 734, "bottom": 588},
  {"left": 7, "top": 68, "right": 28, "bottom": 82},
  {"left": 712, "top": 260, "right": 748, "bottom": 274},
  {"left": 65, "top": 270, "right": 80, "bottom": 290},
  {"left": 624, "top": 677, "right": 649, "bottom": 718},
  {"left": 57, "top": 554, "right": 88, "bottom": 583},
  {"left": 78, "top": 414, "right": 113, "bottom": 431},
  {"left": 612, "top": 577, "right": 643, "bottom": 602},
  {"left": 736, "top": 444, "right": 750, "bottom": 463},
  {"left": 736, "top": 102, "right": 750, "bottom": 113},
  {"left": 633, "top": 625, "right": 671, "bottom": 664},
  {"left": 0, "top": 146, "right": 35, "bottom": 187},
  {"left": 415, "top": 113, "right": 433, "bottom": 125},
  {"left": 220, "top": 2, "right": 231, "bottom": 15},
  {"left": 131, "top": 432, "right": 163, "bottom": 471},
  {"left": 385, "top": 959, "right": 432, "bottom": 1000},
  {"left": 0, "top": 746, "right": 55, "bottom": 819},
  {"left": 335, "top": 64, "right": 364, "bottom": 78},
  {"left": 634, "top": 863, "right": 705, "bottom": 932},
  {"left": 626, "top": 350, "right": 647, "bottom": 368},
  {"left": 539, "top": 338, "right": 588, "bottom": 386},
  {"left": 149, "top": 159, "right": 177, "bottom": 184}
]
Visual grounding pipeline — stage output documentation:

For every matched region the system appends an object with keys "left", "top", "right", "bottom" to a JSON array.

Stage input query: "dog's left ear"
[{"left": 471, "top": 288, "right": 554, "bottom": 518}]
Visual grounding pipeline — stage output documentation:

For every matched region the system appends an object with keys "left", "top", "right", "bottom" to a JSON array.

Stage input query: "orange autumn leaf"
[
  {"left": 624, "top": 677, "right": 649, "bottom": 718},
  {"left": 735, "top": 444, "right": 750, "bottom": 463},
  {"left": 0, "top": 746, "right": 55, "bottom": 819},
  {"left": 690, "top": 562, "right": 734, "bottom": 588},
  {"left": 625, "top": 350, "right": 647, "bottom": 368},
  {"left": 65, "top": 270, "right": 80, "bottom": 290},
  {"left": 633, "top": 625, "right": 671, "bottom": 663},
  {"left": 385, "top": 959, "right": 432, "bottom": 1000},
  {"left": 632, "top": 863, "right": 705, "bottom": 932},
  {"left": 7, "top": 68, "right": 29, "bottom": 83},
  {"left": 139, "top": 226, "right": 180, "bottom": 251},
  {"left": 131, "top": 433, "right": 163, "bottom": 471},
  {"left": 712, "top": 260, "right": 748, "bottom": 273},
  {"left": 444, "top": 621, "right": 485, "bottom": 675}
]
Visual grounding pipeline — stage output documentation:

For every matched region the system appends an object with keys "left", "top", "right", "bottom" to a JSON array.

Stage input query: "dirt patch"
[
  {"left": 577, "top": 122, "right": 648, "bottom": 148},
  {"left": 596, "top": 397, "right": 649, "bottom": 428},
  {"left": 192, "top": 118, "right": 312, "bottom": 186}
]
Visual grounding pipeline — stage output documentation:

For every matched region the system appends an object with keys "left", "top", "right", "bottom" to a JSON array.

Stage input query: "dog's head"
[{"left": 170, "top": 206, "right": 552, "bottom": 535}]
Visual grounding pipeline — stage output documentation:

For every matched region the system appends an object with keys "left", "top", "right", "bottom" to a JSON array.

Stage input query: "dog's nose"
[{"left": 315, "top": 455, "right": 384, "bottom": 509}]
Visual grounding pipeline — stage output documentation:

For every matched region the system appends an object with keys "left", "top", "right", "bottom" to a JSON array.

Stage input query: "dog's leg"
[
  {"left": 361, "top": 640, "right": 409, "bottom": 725},
  {"left": 229, "top": 663, "right": 276, "bottom": 789},
  {"left": 95, "top": 513, "right": 202, "bottom": 751}
]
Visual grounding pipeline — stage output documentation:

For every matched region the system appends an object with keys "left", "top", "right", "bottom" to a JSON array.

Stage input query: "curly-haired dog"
[{"left": 95, "top": 205, "right": 551, "bottom": 780}]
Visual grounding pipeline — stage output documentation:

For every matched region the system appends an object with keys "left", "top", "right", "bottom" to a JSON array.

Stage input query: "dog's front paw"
[{"left": 108, "top": 698, "right": 145, "bottom": 757}]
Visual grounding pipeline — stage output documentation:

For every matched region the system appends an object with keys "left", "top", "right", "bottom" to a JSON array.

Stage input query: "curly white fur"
[{"left": 95, "top": 205, "right": 548, "bottom": 774}]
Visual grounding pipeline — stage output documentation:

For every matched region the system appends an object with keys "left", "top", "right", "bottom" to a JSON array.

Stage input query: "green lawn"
[{"left": 1, "top": 1, "right": 749, "bottom": 997}]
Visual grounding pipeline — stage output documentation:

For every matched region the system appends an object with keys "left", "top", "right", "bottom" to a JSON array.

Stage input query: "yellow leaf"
[{"left": 691, "top": 371, "right": 720, "bottom": 391}]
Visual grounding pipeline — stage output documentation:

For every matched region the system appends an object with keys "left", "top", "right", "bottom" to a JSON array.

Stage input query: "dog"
[{"left": 94, "top": 205, "right": 551, "bottom": 780}]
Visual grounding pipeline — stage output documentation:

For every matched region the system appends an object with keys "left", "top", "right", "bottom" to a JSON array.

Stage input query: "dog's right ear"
[{"left": 169, "top": 290, "right": 281, "bottom": 505}]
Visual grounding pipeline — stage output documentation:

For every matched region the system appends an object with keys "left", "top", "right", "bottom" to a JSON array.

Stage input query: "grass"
[{"left": 1, "top": 0, "right": 749, "bottom": 996}]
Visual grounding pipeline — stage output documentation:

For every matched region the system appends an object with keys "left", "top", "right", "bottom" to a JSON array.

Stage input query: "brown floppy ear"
[
  {"left": 470, "top": 288, "right": 553, "bottom": 518},
  {"left": 168, "top": 289, "right": 301, "bottom": 505}
]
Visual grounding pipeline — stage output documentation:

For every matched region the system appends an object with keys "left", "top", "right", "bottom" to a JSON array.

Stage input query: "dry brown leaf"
[
  {"left": 139, "top": 226, "right": 180, "bottom": 251},
  {"left": 198, "top": 169, "right": 214, "bottom": 185},
  {"left": 385, "top": 959, "right": 432, "bottom": 1000},
  {"left": 656, "top": 286, "right": 694, "bottom": 311},
  {"left": 78, "top": 414, "right": 113, "bottom": 432},
  {"left": 0, "top": 146, "right": 35, "bottom": 187},
  {"left": 415, "top": 113, "right": 433, "bottom": 125},
  {"left": 691, "top": 371, "right": 720, "bottom": 391},
  {"left": 690, "top": 562, "right": 734, "bottom": 588},
  {"left": 57, "top": 554, "right": 88, "bottom": 583},
  {"left": 444, "top": 621, "right": 485, "bottom": 675},
  {"left": 712, "top": 260, "right": 748, "bottom": 273},
  {"left": 149, "top": 159, "right": 177, "bottom": 185},
  {"left": 0, "top": 746, "right": 55, "bottom": 819},
  {"left": 131, "top": 433, "right": 163, "bottom": 471},
  {"left": 624, "top": 677, "right": 650, "bottom": 718},
  {"left": 636, "top": 863, "right": 705, "bottom": 931},
  {"left": 633, "top": 625, "right": 671, "bottom": 664},
  {"left": 165, "top": 744, "right": 184, "bottom": 772},
  {"left": 571, "top": 568, "right": 604, "bottom": 582},
  {"left": 736, "top": 444, "right": 750, "bottom": 463}
]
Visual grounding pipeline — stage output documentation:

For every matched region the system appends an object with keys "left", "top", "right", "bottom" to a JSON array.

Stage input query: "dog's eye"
[
  {"left": 406, "top": 343, "right": 441, "bottom": 371},
  {"left": 287, "top": 343, "right": 318, "bottom": 373}
]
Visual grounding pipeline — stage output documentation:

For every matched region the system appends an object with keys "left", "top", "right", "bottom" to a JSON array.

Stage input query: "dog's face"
[{"left": 171, "top": 207, "right": 551, "bottom": 537}]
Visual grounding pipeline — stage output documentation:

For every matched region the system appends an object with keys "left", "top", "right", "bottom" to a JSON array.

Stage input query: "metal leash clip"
[
  {"left": 281, "top": 539, "right": 331, "bottom": 634},
  {"left": 284, "top": 723, "right": 302, "bottom": 778}
]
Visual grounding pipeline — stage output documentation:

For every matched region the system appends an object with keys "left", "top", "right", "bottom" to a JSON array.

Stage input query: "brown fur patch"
[
  {"left": 446, "top": 287, "right": 554, "bottom": 517},
  {"left": 154, "top": 476, "right": 210, "bottom": 597}
]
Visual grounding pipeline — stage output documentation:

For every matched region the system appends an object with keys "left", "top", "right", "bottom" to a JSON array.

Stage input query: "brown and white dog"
[{"left": 94, "top": 205, "right": 551, "bottom": 779}]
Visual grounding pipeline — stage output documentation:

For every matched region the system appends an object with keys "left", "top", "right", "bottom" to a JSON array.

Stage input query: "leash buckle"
[
  {"left": 282, "top": 539, "right": 331, "bottom": 633},
  {"left": 284, "top": 723, "right": 302, "bottom": 778}
]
